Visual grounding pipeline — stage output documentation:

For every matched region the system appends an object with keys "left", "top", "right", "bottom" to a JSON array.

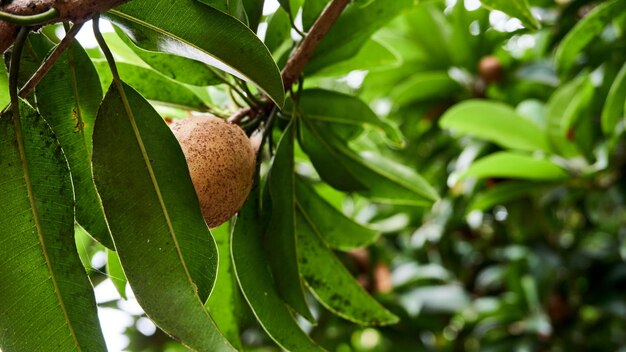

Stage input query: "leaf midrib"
[
  {"left": 11, "top": 108, "right": 81, "bottom": 350},
  {"left": 112, "top": 81, "right": 214, "bottom": 320}
]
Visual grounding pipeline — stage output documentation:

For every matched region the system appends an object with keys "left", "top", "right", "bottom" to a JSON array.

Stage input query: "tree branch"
[
  {"left": 19, "top": 22, "right": 84, "bottom": 99},
  {"left": 281, "top": 0, "right": 350, "bottom": 89},
  {"left": 0, "top": 0, "right": 127, "bottom": 53}
]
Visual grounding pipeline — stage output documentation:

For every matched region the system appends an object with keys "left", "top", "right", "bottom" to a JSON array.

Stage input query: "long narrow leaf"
[
  {"left": 106, "top": 0, "right": 284, "bottom": 106},
  {"left": 0, "top": 102, "right": 105, "bottom": 351},
  {"left": 295, "top": 177, "right": 380, "bottom": 251},
  {"left": 34, "top": 40, "right": 114, "bottom": 249},
  {"left": 92, "top": 82, "right": 233, "bottom": 351},
  {"left": 296, "top": 211, "right": 399, "bottom": 326},
  {"left": 265, "top": 120, "right": 315, "bottom": 322},
  {"left": 232, "top": 190, "right": 324, "bottom": 352},
  {"left": 602, "top": 62, "right": 626, "bottom": 135},
  {"left": 556, "top": 0, "right": 626, "bottom": 75}
]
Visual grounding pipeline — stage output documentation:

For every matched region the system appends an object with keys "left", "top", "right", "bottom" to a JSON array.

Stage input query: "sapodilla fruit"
[{"left": 171, "top": 115, "right": 256, "bottom": 228}]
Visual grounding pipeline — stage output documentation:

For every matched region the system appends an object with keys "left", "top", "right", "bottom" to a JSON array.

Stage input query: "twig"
[
  {"left": 234, "top": 0, "right": 349, "bottom": 127},
  {"left": 227, "top": 107, "right": 253, "bottom": 124},
  {"left": 18, "top": 21, "right": 84, "bottom": 98},
  {"left": 281, "top": 0, "right": 350, "bottom": 89},
  {"left": 0, "top": 0, "right": 127, "bottom": 53}
]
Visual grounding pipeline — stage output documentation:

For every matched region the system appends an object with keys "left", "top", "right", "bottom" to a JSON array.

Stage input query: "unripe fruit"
[
  {"left": 478, "top": 55, "right": 504, "bottom": 84},
  {"left": 171, "top": 115, "right": 256, "bottom": 228}
]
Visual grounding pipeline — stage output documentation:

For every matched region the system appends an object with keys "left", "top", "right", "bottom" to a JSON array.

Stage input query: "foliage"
[{"left": 1, "top": 0, "right": 626, "bottom": 351}]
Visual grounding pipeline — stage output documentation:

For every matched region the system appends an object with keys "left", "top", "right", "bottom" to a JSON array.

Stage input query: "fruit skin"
[
  {"left": 478, "top": 55, "right": 504, "bottom": 84},
  {"left": 171, "top": 115, "right": 256, "bottom": 228}
]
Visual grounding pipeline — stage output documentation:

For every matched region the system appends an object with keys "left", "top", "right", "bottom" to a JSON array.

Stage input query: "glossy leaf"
[
  {"left": 0, "top": 102, "right": 105, "bottom": 351},
  {"left": 295, "top": 177, "right": 380, "bottom": 250},
  {"left": 314, "top": 38, "right": 399, "bottom": 77},
  {"left": 303, "top": 0, "right": 329, "bottom": 31},
  {"left": 92, "top": 82, "right": 232, "bottom": 351},
  {"left": 468, "top": 182, "right": 548, "bottom": 212},
  {"left": 232, "top": 190, "right": 323, "bottom": 352},
  {"left": 545, "top": 77, "right": 590, "bottom": 157},
  {"left": 347, "top": 149, "right": 439, "bottom": 206},
  {"left": 461, "top": 152, "right": 568, "bottom": 181},
  {"left": 93, "top": 60, "right": 209, "bottom": 111},
  {"left": 196, "top": 0, "right": 248, "bottom": 23},
  {"left": 296, "top": 211, "right": 399, "bottom": 326},
  {"left": 303, "top": 118, "right": 438, "bottom": 205},
  {"left": 0, "top": 62, "right": 7, "bottom": 107},
  {"left": 300, "top": 121, "right": 366, "bottom": 191},
  {"left": 34, "top": 40, "right": 114, "bottom": 249},
  {"left": 106, "top": 0, "right": 284, "bottom": 106},
  {"left": 265, "top": 120, "right": 315, "bottom": 322},
  {"left": 440, "top": 100, "right": 551, "bottom": 153},
  {"left": 480, "top": 0, "right": 539, "bottom": 30},
  {"left": 265, "top": 8, "right": 292, "bottom": 56},
  {"left": 107, "top": 249, "right": 128, "bottom": 300},
  {"left": 556, "top": 0, "right": 626, "bottom": 75},
  {"left": 113, "top": 26, "right": 222, "bottom": 87},
  {"left": 602, "top": 61, "right": 626, "bottom": 135},
  {"left": 391, "top": 71, "right": 461, "bottom": 106},
  {"left": 305, "top": 0, "right": 415, "bottom": 74},
  {"left": 206, "top": 223, "right": 243, "bottom": 349},
  {"left": 242, "top": 0, "right": 265, "bottom": 31},
  {"left": 295, "top": 89, "right": 404, "bottom": 147}
]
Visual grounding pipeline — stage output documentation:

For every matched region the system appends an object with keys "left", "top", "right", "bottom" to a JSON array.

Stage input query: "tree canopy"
[{"left": 1, "top": 0, "right": 626, "bottom": 351}]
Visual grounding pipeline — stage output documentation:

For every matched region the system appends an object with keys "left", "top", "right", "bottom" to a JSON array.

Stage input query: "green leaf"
[
  {"left": 556, "top": 0, "right": 626, "bottom": 75},
  {"left": 113, "top": 26, "right": 222, "bottom": 87},
  {"left": 242, "top": 0, "right": 265, "bottom": 31},
  {"left": 295, "top": 89, "right": 404, "bottom": 148},
  {"left": 206, "top": 223, "right": 243, "bottom": 350},
  {"left": 391, "top": 71, "right": 461, "bottom": 106},
  {"left": 305, "top": 0, "right": 415, "bottom": 74},
  {"left": 296, "top": 211, "right": 399, "bottom": 326},
  {"left": 545, "top": 76, "right": 591, "bottom": 156},
  {"left": 0, "top": 101, "right": 105, "bottom": 351},
  {"left": 33, "top": 40, "right": 114, "bottom": 249},
  {"left": 461, "top": 152, "right": 568, "bottom": 181},
  {"left": 232, "top": 190, "right": 324, "bottom": 352},
  {"left": 303, "top": 0, "right": 329, "bottom": 31},
  {"left": 100, "top": 31, "right": 146, "bottom": 65},
  {"left": 107, "top": 249, "right": 128, "bottom": 300},
  {"left": 265, "top": 8, "right": 292, "bottom": 56},
  {"left": 468, "top": 182, "right": 548, "bottom": 212},
  {"left": 92, "top": 82, "right": 233, "bottom": 351},
  {"left": 300, "top": 117, "right": 367, "bottom": 192},
  {"left": 265, "top": 120, "right": 315, "bottom": 322},
  {"left": 196, "top": 0, "right": 248, "bottom": 23},
  {"left": 75, "top": 224, "right": 98, "bottom": 271},
  {"left": 295, "top": 177, "right": 380, "bottom": 250},
  {"left": 278, "top": 0, "right": 292, "bottom": 14},
  {"left": 313, "top": 38, "right": 400, "bottom": 77},
  {"left": 0, "top": 61, "right": 7, "bottom": 108},
  {"left": 303, "top": 118, "right": 438, "bottom": 206},
  {"left": 602, "top": 61, "right": 626, "bottom": 135},
  {"left": 348, "top": 149, "right": 440, "bottom": 206},
  {"left": 93, "top": 60, "right": 209, "bottom": 111},
  {"left": 106, "top": 0, "right": 284, "bottom": 106},
  {"left": 440, "top": 100, "right": 551, "bottom": 153},
  {"left": 479, "top": 0, "right": 539, "bottom": 30}
]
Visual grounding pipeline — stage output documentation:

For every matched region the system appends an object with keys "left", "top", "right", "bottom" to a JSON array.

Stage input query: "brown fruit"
[
  {"left": 171, "top": 115, "right": 256, "bottom": 228},
  {"left": 478, "top": 55, "right": 504, "bottom": 84}
]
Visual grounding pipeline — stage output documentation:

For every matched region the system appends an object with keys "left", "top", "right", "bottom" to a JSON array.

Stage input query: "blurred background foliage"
[{"left": 73, "top": 0, "right": 626, "bottom": 350}]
